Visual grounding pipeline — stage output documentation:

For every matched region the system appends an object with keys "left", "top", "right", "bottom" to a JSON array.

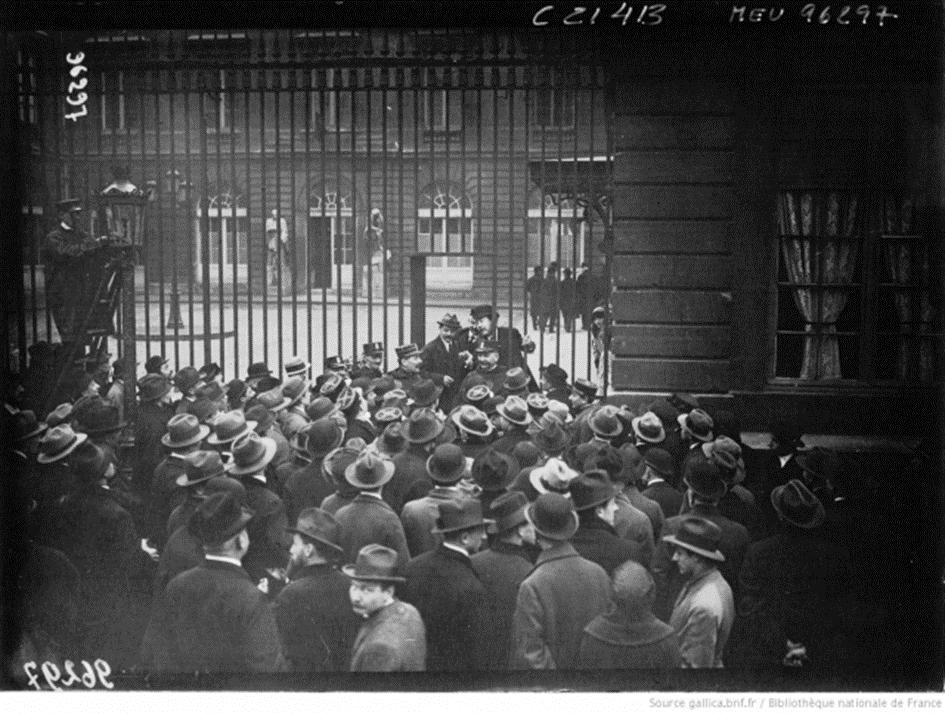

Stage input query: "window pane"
[{"left": 418, "top": 218, "right": 430, "bottom": 235}]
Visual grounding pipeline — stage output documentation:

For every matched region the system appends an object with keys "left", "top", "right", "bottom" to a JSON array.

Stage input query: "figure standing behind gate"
[{"left": 266, "top": 209, "right": 291, "bottom": 289}]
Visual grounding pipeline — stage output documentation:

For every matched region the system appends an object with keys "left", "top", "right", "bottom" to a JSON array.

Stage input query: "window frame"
[{"left": 194, "top": 192, "right": 249, "bottom": 280}]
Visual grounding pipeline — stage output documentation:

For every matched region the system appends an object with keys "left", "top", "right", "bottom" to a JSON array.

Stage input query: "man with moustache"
[{"left": 421, "top": 313, "right": 467, "bottom": 412}]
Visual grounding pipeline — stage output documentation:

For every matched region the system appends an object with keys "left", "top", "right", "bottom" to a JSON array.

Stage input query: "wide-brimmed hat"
[
  {"left": 246, "top": 362, "right": 272, "bottom": 381},
  {"left": 69, "top": 441, "right": 110, "bottom": 482},
  {"left": 452, "top": 405, "right": 494, "bottom": 438},
  {"left": 345, "top": 451, "right": 396, "bottom": 490},
  {"left": 487, "top": 491, "right": 529, "bottom": 534},
  {"left": 572, "top": 378, "right": 598, "bottom": 400},
  {"left": 225, "top": 379, "right": 248, "bottom": 403},
  {"left": 464, "top": 384, "right": 493, "bottom": 405},
  {"left": 45, "top": 402, "right": 74, "bottom": 428},
  {"left": 206, "top": 410, "right": 256, "bottom": 446},
  {"left": 13, "top": 410, "right": 47, "bottom": 443},
  {"left": 257, "top": 387, "right": 292, "bottom": 413},
  {"left": 373, "top": 406, "right": 404, "bottom": 427},
  {"left": 244, "top": 404, "right": 275, "bottom": 433},
  {"left": 395, "top": 343, "right": 421, "bottom": 361},
  {"left": 282, "top": 376, "right": 308, "bottom": 407},
  {"left": 526, "top": 392, "right": 549, "bottom": 417},
  {"left": 173, "top": 366, "right": 201, "bottom": 393},
  {"left": 770, "top": 479, "right": 826, "bottom": 529},
  {"left": 677, "top": 409, "right": 714, "bottom": 443},
  {"left": 540, "top": 363, "right": 568, "bottom": 385},
  {"left": 305, "top": 396, "right": 336, "bottom": 422},
  {"left": 175, "top": 450, "right": 227, "bottom": 488},
  {"left": 702, "top": 436, "right": 746, "bottom": 484},
  {"left": 632, "top": 411, "right": 666, "bottom": 444},
  {"left": 408, "top": 378, "right": 442, "bottom": 408},
  {"left": 511, "top": 441, "right": 541, "bottom": 469},
  {"left": 197, "top": 363, "right": 222, "bottom": 383},
  {"left": 362, "top": 341, "right": 384, "bottom": 357},
  {"left": 322, "top": 443, "right": 360, "bottom": 484},
  {"left": 643, "top": 447, "right": 674, "bottom": 479},
  {"left": 436, "top": 313, "right": 461, "bottom": 331},
  {"left": 161, "top": 413, "right": 211, "bottom": 449},
  {"left": 474, "top": 340, "right": 501, "bottom": 355},
  {"left": 286, "top": 507, "right": 344, "bottom": 555},
  {"left": 532, "top": 419, "right": 571, "bottom": 454},
  {"left": 503, "top": 368, "right": 529, "bottom": 394},
  {"left": 526, "top": 492, "right": 578, "bottom": 541},
  {"left": 187, "top": 398, "right": 220, "bottom": 425},
  {"left": 404, "top": 407, "right": 445, "bottom": 444},
  {"left": 138, "top": 373, "right": 172, "bottom": 402},
  {"left": 471, "top": 448, "right": 519, "bottom": 491},
  {"left": 663, "top": 517, "right": 725, "bottom": 562},
  {"left": 795, "top": 447, "right": 841, "bottom": 482},
  {"left": 496, "top": 395, "right": 532, "bottom": 426},
  {"left": 75, "top": 400, "right": 127, "bottom": 436},
  {"left": 37, "top": 425, "right": 88, "bottom": 464},
  {"left": 189, "top": 491, "right": 254, "bottom": 547},
  {"left": 589, "top": 405, "right": 623, "bottom": 439},
  {"left": 254, "top": 376, "right": 282, "bottom": 394},
  {"left": 569, "top": 470, "right": 618, "bottom": 512},
  {"left": 683, "top": 460, "right": 726, "bottom": 501},
  {"left": 226, "top": 431, "right": 278, "bottom": 476},
  {"left": 377, "top": 422, "right": 408, "bottom": 456},
  {"left": 426, "top": 443, "right": 468, "bottom": 484},
  {"left": 470, "top": 305, "right": 498, "bottom": 321},
  {"left": 305, "top": 418, "right": 345, "bottom": 456},
  {"left": 284, "top": 355, "right": 310, "bottom": 378},
  {"left": 431, "top": 497, "right": 493, "bottom": 534},
  {"left": 529, "top": 457, "right": 579, "bottom": 496},
  {"left": 336, "top": 386, "right": 361, "bottom": 413},
  {"left": 381, "top": 388, "right": 409, "bottom": 411},
  {"left": 318, "top": 372, "right": 347, "bottom": 400},
  {"left": 342, "top": 544, "right": 405, "bottom": 583}
]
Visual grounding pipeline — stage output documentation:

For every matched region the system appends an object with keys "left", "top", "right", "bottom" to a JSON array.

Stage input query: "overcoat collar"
[
  {"left": 584, "top": 607, "right": 676, "bottom": 647},
  {"left": 291, "top": 563, "right": 337, "bottom": 581},
  {"left": 531, "top": 540, "right": 580, "bottom": 571},
  {"left": 435, "top": 543, "right": 476, "bottom": 570}
]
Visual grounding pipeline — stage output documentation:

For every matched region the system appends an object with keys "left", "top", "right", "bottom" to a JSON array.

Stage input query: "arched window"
[
  {"left": 417, "top": 182, "right": 474, "bottom": 288},
  {"left": 527, "top": 189, "right": 585, "bottom": 270},
  {"left": 195, "top": 188, "right": 248, "bottom": 280}
]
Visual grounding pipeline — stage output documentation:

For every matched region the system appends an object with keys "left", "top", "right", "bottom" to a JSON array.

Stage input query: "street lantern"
[{"left": 99, "top": 168, "right": 148, "bottom": 250}]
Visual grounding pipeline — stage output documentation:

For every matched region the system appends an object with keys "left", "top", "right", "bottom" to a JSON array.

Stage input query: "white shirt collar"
[
  {"left": 251, "top": 473, "right": 266, "bottom": 484},
  {"left": 779, "top": 453, "right": 793, "bottom": 468},
  {"left": 441, "top": 541, "right": 470, "bottom": 558},
  {"left": 204, "top": 554, "right": 243, "bottom": 568},
  {"left": 359, "top": 490, "right": 384, "bottom": 500}
]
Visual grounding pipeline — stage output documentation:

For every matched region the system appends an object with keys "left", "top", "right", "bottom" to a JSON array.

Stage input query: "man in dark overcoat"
[
  {"left": 150, "top": 413, "right": 210, "bottom": 547},
  {"left": 421, "top": 313, "right": 468, "bottom": 412},
  {"left": 282, "top": 418, "right": 345, "bottom": 524},
  {"left": 274, "top": 508, "right": 360, "bottom": 672},
  {"left": 640, "top": 447, "right": 683, "bottom": 519},
  {"left": 389, "top": 409, "right": 444, "bottom": 511},
  {"left": 525, "top": 265, "right": 544, "bottom": 331},
  {"left": 400, "top": 443, "right": 468, "bottom": 557},
  {"left": 456, "top": 305, "right": 536, "bottom": 374},
  {"left": 569, "top": 470, "right": 641, "bottom": 573},
  {"left": 145, "top": 492, "right": 284, "bottom": 673},
  {"left": 387, "top": 343, "right": 448, "bottom": 393},
  {"left": 134, "top": 374, "right": 174, "bottom": 519},
  {"left": 400, "top": 498, "right": 493, "bottom": 671},
  {"left": 491, "top": 395, "right": 533, "bottom": 454}
]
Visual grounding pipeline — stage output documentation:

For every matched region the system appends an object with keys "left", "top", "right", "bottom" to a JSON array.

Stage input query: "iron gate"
[{"left": 8, "top": 28, "right": 613, "bottom": 395}]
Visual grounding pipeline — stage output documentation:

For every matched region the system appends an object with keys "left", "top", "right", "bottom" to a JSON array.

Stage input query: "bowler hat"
[
  {"left": 244, "top": 404, "right": 275, "bottom": 433},
  {"left": 511, "top": 441, "right": 541, "bottom": 469},
  {"left": 342, "top": 544, "right": 405, "bottom": 583},
  {"left": 540, "top": 363, "right": 568, "bottom": 385},
  {"left": 345, "top": 451, "right": 395, "bottom": 490},
  {"left": 45, "top": 402, "right": 74, "bottom": 428},
  {"left": 771, "top": 419, "right": 805, "bottom": 450},
  {"left": 175, "top": 450, "right": 227, "bottom": 488},
  {"left": 377, "top": 422, "right": 408, "bottom": 456},
  {"left": 632, "top": 411, "right": 666, "bottom": 444},
  {"left": 138, "top": 373, "right": 171, "bottom": 402},
  {"left": 162, "top": 413, "right": 211, "bottom": 449},
  {"left": 203, "top": 475, "right": 247, "bottom": 505},
  {"left": 474, "top": 340, "right": 501, "bottom": 355},
  {"left": 56, "top": 197, "right": 82, "bottom": 213},
  {"left": 408, "top": 378, "right": 442, "bottom": 408},
  {"left": 503, "top": 368, "right": 529, "bottom": 394},
  {"left": 770, "top": 479, "right": 826, "bottom": 529},
  {"left": 14, "top": 410, "right": 47, "bottom": 443},
  {"left": 145, "top": 355, "right": 168, "bottom": 374},
  {"left": 426, "top": 443, "right": 468, "bottom": 484},
  {"left": 189, "top": 491, "right": 254, "bottom": 547},
  {"left": 173, "top": 366, "right": 201, "bottom": 393},
  {"left": 437, "top": 313, "right": 461, "bottom": 330},
  {"left": 318, "top": 372, "right": 346, "bottom": 400},
  {"left": 643, "top": 447, "right": 675, "bottom": 479},
  {"left": 37, "top": 425, "right": 88, "bottom": 464},
  {"left": 569, "top": 470, "right": 618, "bottom": 512},
  {"left": 496, "top": 395, "right": 532, "bottom": 426},
  {"left": 529, "top": 457, "right": 579, "bottom": 496},
  {"left": 464, "top": 384, "right": 492, "bottom": 405},
  {"left": 246, "top": 362, "right": 272, "bottom": 381},
  {"left": 305, "top": 418, "right": 345, "bottom": 456},
  {"left": 487, "top": 491, "right": 529, "bottom": 534},
  {"left": 470, "top": 305, "right": 498, "bottom": 321},
  {"left": 257, "top": 387, "right": 292, "bottom": 413},
  {"left": 677, "top": 409, "right": 714, "bottom": 443},
  {"left": 373, "top": 406, "right": 404, "bottom": 426},
  {"left": 532, "top": 419, "right": 571, "bottom": 455},
  {"left": 225, "top": 379, "right": 248, "bottom": 403},
  {"left": 362, "top": 341, "right": 384, "bottom": 356},
  {"left": 526, "top": 392, "right": 549, "bottom": 417},
  {"left": 431, "top": 497, "right": 493, "bottom": 534},
  {"left": 404, "top": 407, "right": 445, "bottom": 444},
  {"left": 286, "top": 507, "right": 344, "bottom": 555},
  {"left": 284, "top": 355, "right": 310, "bottom": 378},
  {"left": 589, "top": 405, "right": 623, "bottom": 439},
  {"left": 226, "top": 431, "right": 278, "bottom": 476},
  {"left": 281, "top": 376, "right": 307, "bottom": 407},
  {"left": 207, "top": 411, "right": 256, "bottom": 446},
  {"left": 573, "top": 378, "right": 598, "bottom": 399},
  {"left": 525, "top": 492, "right": 579, "bottom": 541},
  {"left": 395, "top": 343, "right": 421, "bottom": 360},
  {"left": 254, "top": 376, "right": 282, "bottom": 393},
  {"left": 471, "top": 448, "right": 519, "bottom": 491},
  {"left": 452, "top": 405, "right": 494, "bottom": 438},
  {"left": 305, "top": 396, "right": 337, "bottom": 422},
  {"left": 662, "top": 516, "right": 725, "bottom": 562},
  {"left": 197, "top": 363, "right": 222, "bottom": 383},
  {"left": 684, "top": 460, "right": 726, "bottom": 502},
  {"left": 69, "top": 441, "right": 110, "bottom": 482},
  {"left": 702, "top": 436, "right": 745, "bottom": 484}
]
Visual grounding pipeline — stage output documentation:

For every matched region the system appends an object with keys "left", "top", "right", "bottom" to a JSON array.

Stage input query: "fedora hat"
[
  {"left": 189, "top": 491, "right": 254, "bottom": 547},
  {"left": 683, "top": 460, "right": 726, "bottom": 502},
  {"left": 573, "top": 378, "right": 598, "bottom": 400},
  {"left": 244, "top": 404, "right": 275, "bottom": 433},
  {"left": 254, "top": 376, "right": 282, "bottom": 393},
  {"left": 76, "top": 400, "right": 126, "bottom": 436},
  {"left": 647, "top": 398, "right": 679, "bottom": 424},
  {"left": 643, "top": 447, "right": 675, "bottom": 479},
  {"left": 345, "top": 451, "right": 395, "bottom": 490},
  {"left": 342, "top": 544, "right": 405, "bottom": 583},
  {"left": 318, "top": 372, "right": 347, "bottom": 400},
  {"left": 362, "top": 341, "right": 384, "bottom": 356},
  {"left": 336, "top": 386, "right": 360, "bottom": 413},
  {"left": 226, "top": 431, "right": 278, "bottom": 476},
  {"left": 408, "top": 378, "right": 442, "bottom": 408},
  {"left": 37, "top": 425, "right": 88, "bottom": 464},
  {"left": 487, "top": 490, "right": 529, "bottom": 534},
  {"left": 677, "top": 409, "right": 714, "bottom": 443},
  {"left": 284, "top": 355, "right": 310, "bottom": 378},
  {"left": 187, "top": 398, "right": 220, "bottom": 425},
  {"left": 795, "top": 447, "right": 841, "bottom": 482},
  {"left": 144, "top": 354, "right": 168, "bottom": 374},
  {"left": 474, "top": 340, "right": 501, "bottom": 355},
  {"left": 770, "top": 479, "right": 826, "bottom": 529},
  {"left": 197, "top": 362, "right": 222, "bottom": 383},
  {"left": 569, "top": 469, "right": 618, "bottom": 512},
  {"left": 175, "top": 450, "right": 227, "bottom": 488},
  {"left": 173, "top": 366, "right": 201, "bottom": 393},
  {"left": 436, "top": 313, "right": 461, "bottom": 330},
  {"left": 452, "top": 405, "right": 494, "bottom": 438},
  {"left": 511, "top": 441, "right": 541, "bottom": 469},
  {"left": 14, "top": 409, "right": 47, "bottom": 443},
  {"left": 257, "top": 387, "right": 291, "bottom": 413},
  {"left": 206, "top": 410, "right": 256, "bottom": 446},
  {"left": 503, "top": 367, "right": 529, "bottom": 394},
  {"left": 162, "top": 413, "right": 211, "bottom": 449},
  {"left": 589, "top": 405, "right": 623, "bottom": 439},
  {"left": 526, "top": 492, "right": 578, "bottom": 541},
  {"left": 431, "top": 497, "right": 493, "bottom": 534},
  {"left": 540, "top": 363, "right": 568, "bottom": 385},
  {"left": 246, "top": 362, "right": 272, "bottom": 381},
  {"left": 496, "top": 395, "right": 532, "bottom": 427},
  {"left": 69, "top": 441, "right": 110, "bottom": 482},
  {"left": 632, "top": 411, "right": 666, "bottom": 444},
  {"left": 702, "top": 436, "right": 745, "bottom": 484},
  {"left": 529, "top": 457, "right": 579, "bottom": 496},
  {"left": 464, "top": 383, "right": 493, "bottom": 405},
  {"left": 138, "top": 373, "right": 171, "bottom": 402},
  {"left": 225, "top": 378, "right": 248, "bottom": 403},
  {"left": 373, "top": 406, "right": 404, "bottom": 426},
  {"left": 404, "top": 407, "right": 445, "bottom": 444},
  {"left": 282, "top": 376, "right": 308, "bottom": 407},
  {"left": 471, "top": 448, "right": 519, "bottom": 491},
  {"left": 286, "top": 507, "right": 344, "bottom": 555},
  {"left": 323, "top": 443, "right": 364, "bottom": 486},
  {"left": 426, "top": 443, "right": 468, "bottom": 484},
  {"left": 305, "top": 396, "right": 337, "bottom": 422},
  {"left": 305, "top": 418, "right": 345, "bottom": 456},
  {"left": 532, "top": 419, "right": 571, "bottom": 455},
  {"left": 45, "top": 402, "right": 74, "bottom": 428},
  {"left": 470, "top": 304, "right": 498, "bottom": 321},
  {"left": 526, "top": 392, "right": 549, "bottom": 417},
  {"left": 395, "top": 343, "right": 421, "bottom": 360},
  {"left": 663, "top": 516, "right": 725, "bottom": 562},
  {"left": 377, "top": 422, "right": 408, "bottom": 456},
  {"left": 546, "top": 400, "right": 573, "bottom": 425},
  {"left": 381, "top": 388, "right": 409, "bottom": 410}
]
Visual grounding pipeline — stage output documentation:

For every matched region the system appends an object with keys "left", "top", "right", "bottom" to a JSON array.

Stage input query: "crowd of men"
[{"left": 8, "top": 302, "right": 885, "bottom": 678}]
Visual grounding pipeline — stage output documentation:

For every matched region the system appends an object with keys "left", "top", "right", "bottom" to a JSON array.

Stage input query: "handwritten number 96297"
[
  {"left": 64, "top": 51, "right": 89, "bottom": 122},
  {"left": 22, "top": 659, "right": 114, "bottom": 691}
]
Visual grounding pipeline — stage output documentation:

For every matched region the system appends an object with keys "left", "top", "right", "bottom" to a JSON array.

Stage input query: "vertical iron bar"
[
  {"left": 243, "top": 64, "right": 253, "bottom": 369},
  {"left": 289, "top": 64, "right": 299, "bottom": 358},
  {"left": 490, "top": 35, "right": 499, "bottom": 338},
  {"left": 184, "top": 63, "right": 196, "bottom": 366},
  {"left": 396, "top": 55, "right": 405, "bottom": 347},
  {"left": 274, "top": 60, "right": 285, "bottom": 375},
  {"left": 260, "top": 64, "right": 270, "bottom": 372},
  {"left": 412, "top": 52, "right": 420, "bottom": 349},
  {"left": 229, "top": 59, "right": 240, "bottom": 379},
  {"left": 366, "top": 63, "right": 374, "bottom": 345},
  {"left": 198, "top": 69, "right": 212, "bottom": 367},
  {"left": 318, "top": 66, "right": 328, "bottom": 373}
]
